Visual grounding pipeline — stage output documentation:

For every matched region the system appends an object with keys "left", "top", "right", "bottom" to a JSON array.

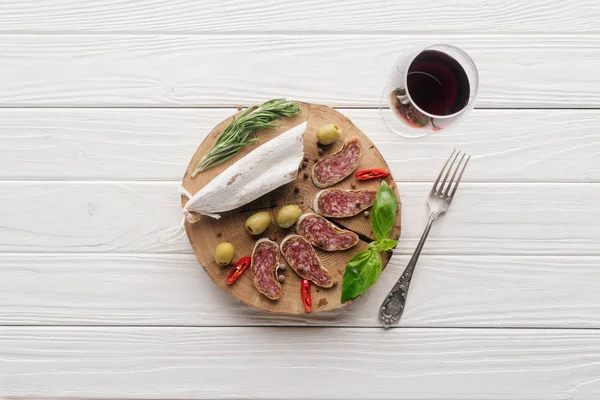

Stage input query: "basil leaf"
[
  {"left": 368, "top": 238, "right": 399, "bottom": 253},
  {"left": 341, "top": 250, "right": 382, "bottom": 303},
  {"left": 371, "top": 181, "right": 398, "bottom": 241}
]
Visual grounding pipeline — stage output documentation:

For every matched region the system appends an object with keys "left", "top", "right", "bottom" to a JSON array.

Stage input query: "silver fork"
[{"left": 379, "top": 150, "right": 471, "bottom": 328}]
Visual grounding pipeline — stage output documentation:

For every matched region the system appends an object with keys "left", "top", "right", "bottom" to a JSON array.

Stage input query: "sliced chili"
[
  {"left": 226, "top": 256, "right": 251, "bottom": 285},
  {"left": 301, "top": 279, "right": 312, "bottom": 313},
  {"left": 355, "top": 168, "right": 390, "bottom": 181}
]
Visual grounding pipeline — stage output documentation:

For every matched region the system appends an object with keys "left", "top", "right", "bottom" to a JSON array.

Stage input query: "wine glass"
[{"left": 380, "top": 44, "right": 479, "bottom": 138}]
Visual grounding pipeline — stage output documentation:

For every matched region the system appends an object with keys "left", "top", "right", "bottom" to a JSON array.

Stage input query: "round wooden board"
[{"left": 182, "top": 103, "right": 402, "bottom": 314}]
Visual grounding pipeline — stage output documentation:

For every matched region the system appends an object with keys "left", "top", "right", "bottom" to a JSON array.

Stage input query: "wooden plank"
[
  {"left": 1, "top": 327, "right": 599, "bottom": 399},
  {"left": 2, "top": 108, "right": 599, "bottom": 182},
  {"left": 0, "top": 181, "right": 598, "bottom": 255},
  {"left": 2, "top": 253, "right": 600, "bottom": 328},
  {"left": 0, "top": 34, "right": 598, "bottom": 107},
  {"left": 0, "top": 0, "right": 598, "bottom": 33}
]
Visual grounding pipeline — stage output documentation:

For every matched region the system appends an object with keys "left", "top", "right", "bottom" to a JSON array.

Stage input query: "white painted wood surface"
[
  {"left": 1, "top": 182, "right": 599, "bottom": 255},
  {"left": 2, "top": 0, "right": 599, "bottom": 33},
  {"left": 2, "top": 327, "right": 600, "bottom": 399},
  {"left": 2, "top": 254, "right": 600, "bottom": 328},
  {"left": 2, "top": 108, "right": 600, "bottom": 182},
  {"left": 1, "top": 0, "right": 600, "bottom": 398},
  {"left": 1, "top": 34, "right": 599, "bottom": 107}
]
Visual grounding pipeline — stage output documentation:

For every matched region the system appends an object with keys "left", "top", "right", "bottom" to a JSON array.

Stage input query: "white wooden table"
[{"left": 1, "top": 1, "right": 600, "bottom": 398}]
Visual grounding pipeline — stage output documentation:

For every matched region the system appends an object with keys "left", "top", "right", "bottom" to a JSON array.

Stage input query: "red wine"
[{"left": 407, "top": 50, "right": 470, "bottom": 116}]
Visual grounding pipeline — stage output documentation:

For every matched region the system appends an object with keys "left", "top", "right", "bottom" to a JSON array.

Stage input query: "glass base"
[{"left": 379, "top": 88, "right": 432, "bottom": 139}]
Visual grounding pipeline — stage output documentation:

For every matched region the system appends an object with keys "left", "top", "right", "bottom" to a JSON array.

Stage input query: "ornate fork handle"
[{"left": 379, "top": 213, "right": 436, "bottom": 328}]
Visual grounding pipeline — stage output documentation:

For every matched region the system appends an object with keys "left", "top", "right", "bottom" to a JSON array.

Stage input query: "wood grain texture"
[
  {"left": 181, "top": 103, "right": 401, "bottom": 314},
  {"left": 1, "top": 1, "right": 598, "bottom": 397},
  {"left": 0, "top": 34, "right": 599, "bottom": 107},
  {"left": 2, "top": 108, "right": 600, "bottom": 182},
  {"left": 3, "top": 254, "right": 600, "bottom": 327},
  {"left": 0, "top": 0, "right": 598, "bottom": 33},
  {"left": 1, "top": 327, "right": 600, "bottom": 399},
  {"left": 1, "top": 182, "right": 598, "bottom": 255}
]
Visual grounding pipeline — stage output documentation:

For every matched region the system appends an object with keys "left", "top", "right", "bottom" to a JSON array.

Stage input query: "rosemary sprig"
[{"left": 192, "top": 98, "right": 302, "bottom": 176}]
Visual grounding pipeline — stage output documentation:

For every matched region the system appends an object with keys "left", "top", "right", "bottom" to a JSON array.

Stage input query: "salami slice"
[
  {"left": 312, "top": 138, "right": 361, "bottom": 188},
  {"left": 314, "top": 188, "right": 377, "bottom": 218},
  {"left": 296, "top": 213, "right": 359, "bottom": 251},
  {"left": 281, "top": 234, "right": 335, "bottom": 288},
  {"left": 251, "top": 238, "right": 283, "bottom": 300}
]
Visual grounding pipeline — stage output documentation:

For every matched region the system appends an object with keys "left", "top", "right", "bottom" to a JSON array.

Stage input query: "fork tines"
[{"left": 432, "top": 150, "right": 471, "bottom": 200}]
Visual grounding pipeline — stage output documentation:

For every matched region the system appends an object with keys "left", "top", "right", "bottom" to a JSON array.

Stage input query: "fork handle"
[{"left": 379, "top": 213, "right": 436, "bottom": 328}]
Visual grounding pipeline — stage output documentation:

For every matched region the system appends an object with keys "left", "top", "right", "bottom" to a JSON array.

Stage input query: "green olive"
[
  {"left": 245, "top": 211, "right": 271, "bottom": 235},
  {"left": 215, "top": 242, "right": 235, "bottom": 266},
  {"left": 276, "top": 205, "right": 302, "bottom": 228},
  {"left": 317, "top": 123, "right": 342, "bottom": 145}
]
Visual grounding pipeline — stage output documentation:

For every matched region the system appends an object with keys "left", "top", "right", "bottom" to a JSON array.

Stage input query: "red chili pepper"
[
  {"left": 226, "top": 256, "right": 251, "bottom": 285},
  {"left": 301, "top": 279, "right": 312, "bottom": 312},
  {"left": 355, "top": 168, "right": 390, "bottom": 181}
]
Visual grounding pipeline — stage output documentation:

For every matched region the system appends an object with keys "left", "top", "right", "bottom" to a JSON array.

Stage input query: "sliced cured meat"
[
  {"left": 312, "top": 138, "right": 361, "bottom": 188},
  {"left": 281, "top": 235, "right": 335, "bottom": 288},
  {"left": 251, "top": 238, "right": 283, "bottom": 300},
  {"left": 314, "top": 188, "right": 376, "bottom": 218},
  {"left": 296, "top": 213, "right": 359, "bottom": 251}
]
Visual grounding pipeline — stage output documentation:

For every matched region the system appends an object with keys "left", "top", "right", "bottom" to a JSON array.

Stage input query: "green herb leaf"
[
  {"left": 371, "top": 181, "right": 398, "bottom": 241},
  {"left": 341, "top": 250, "right": 382, "bottom": 303},
  {"left": 368, "top": 238, "right": 399, "bottom": 253},
  {"left": 192, "top": 99, "right": 302, "bottom": 176}
]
